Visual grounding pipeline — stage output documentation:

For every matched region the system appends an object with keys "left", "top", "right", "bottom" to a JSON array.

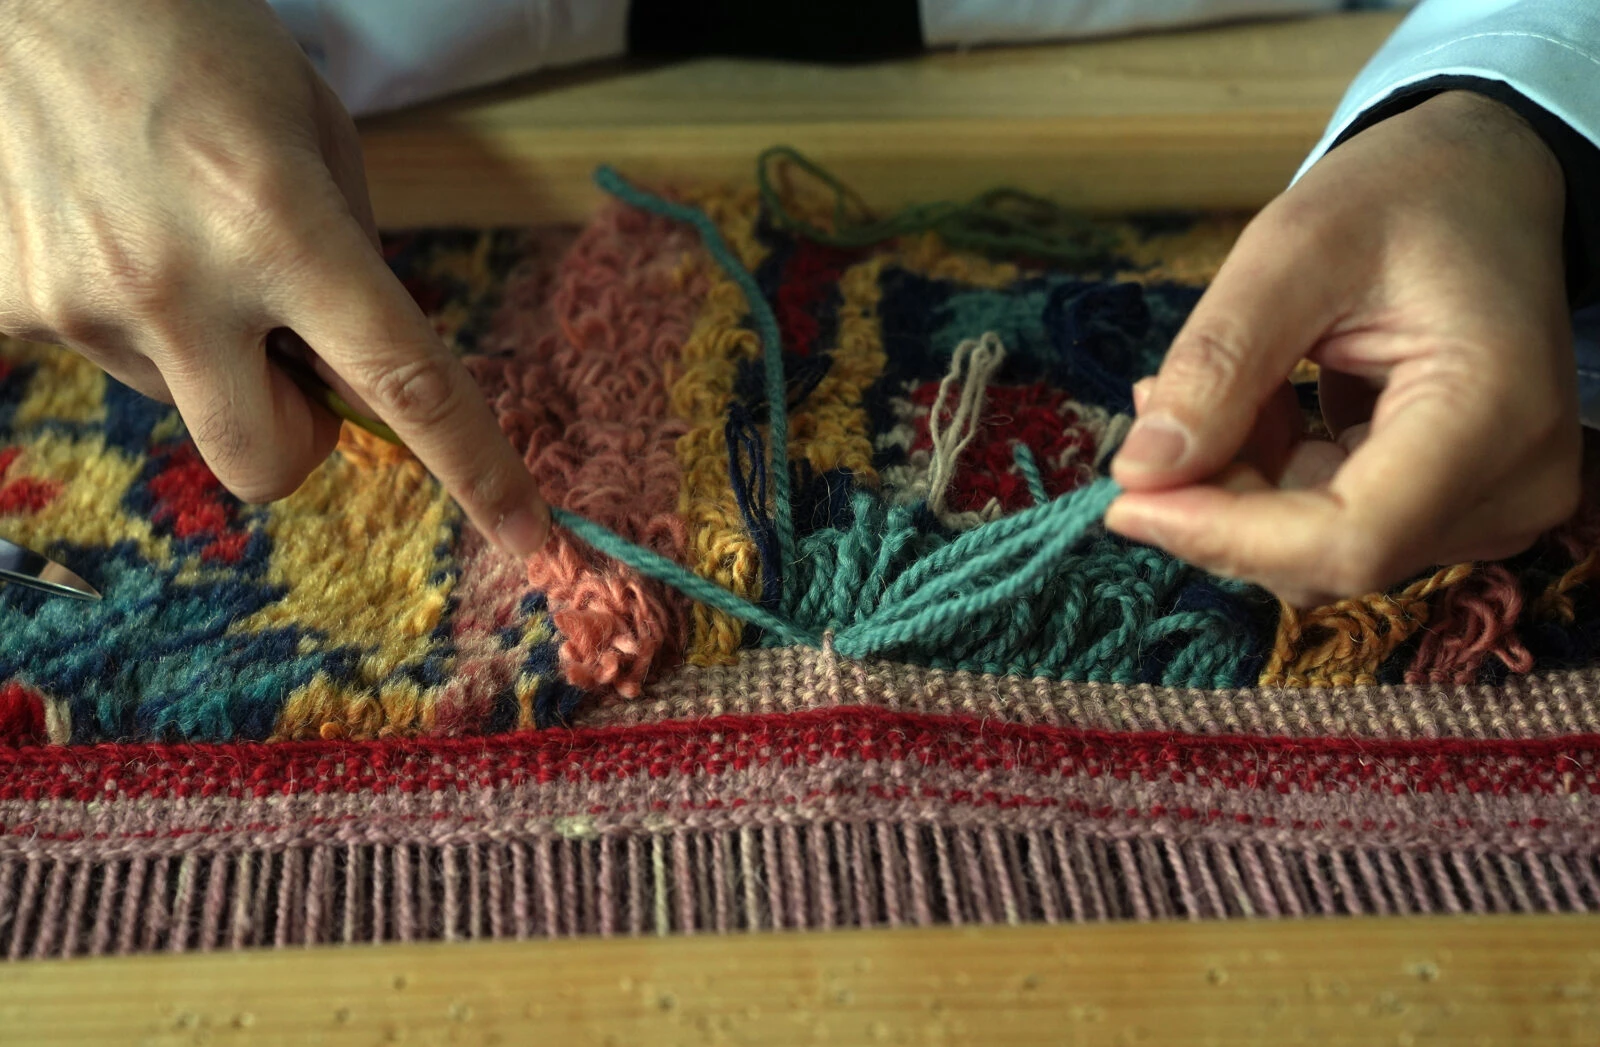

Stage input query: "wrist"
[{"left": 1399, "top": 90, "right": 1565, "bottom": 200}]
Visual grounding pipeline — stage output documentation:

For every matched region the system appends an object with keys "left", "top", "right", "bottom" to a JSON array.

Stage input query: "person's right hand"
[
  {"left": 1104, "top": 90, "right": 1581, "bottom": 609},
  {"left": 0, "top": 0, "right": 550, "bottom": 556}
]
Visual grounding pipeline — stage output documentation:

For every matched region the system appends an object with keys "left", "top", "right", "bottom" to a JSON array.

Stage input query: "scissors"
[{"left": 0, "top": 534, "right": 100, "bottom": 601}]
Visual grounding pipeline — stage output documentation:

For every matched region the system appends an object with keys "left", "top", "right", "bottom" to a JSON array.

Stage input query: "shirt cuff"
[{"left": 272, "top": 0, "right": 630, "bottom": 116}]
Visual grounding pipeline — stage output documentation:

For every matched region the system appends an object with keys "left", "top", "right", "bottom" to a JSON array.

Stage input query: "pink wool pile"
[
  {"left": 471, "top": 205, "right": 711, "bottom": 698},
  {"left": 1403, "top": 565, "right": 1533, "bottom": 685}
]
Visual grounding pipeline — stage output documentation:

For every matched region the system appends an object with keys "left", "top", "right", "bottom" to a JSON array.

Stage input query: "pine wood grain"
[
  {"left": 358, "top": 11, "right": 1404, "bottom": 227},
  {"left": 4, "top": 915, "right": 1597, "bottom": 1046}
]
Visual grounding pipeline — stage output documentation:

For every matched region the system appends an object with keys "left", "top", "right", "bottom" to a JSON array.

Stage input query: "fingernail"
[
  {"left": 1132, "top": 377, "right": 1156, "bottom": 413},
  {"left": 1116, "top": 414, "right": 1192, "bottom": 473},
  {"left": 495, "top": 504, "right": 551, "bottom": 559}
]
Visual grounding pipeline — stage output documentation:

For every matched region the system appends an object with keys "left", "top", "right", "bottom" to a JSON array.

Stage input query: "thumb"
[{"left": 1112, "top": 209, "right": 1346, "bottom": 490}]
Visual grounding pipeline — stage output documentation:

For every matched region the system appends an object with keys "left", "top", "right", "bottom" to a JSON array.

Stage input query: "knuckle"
[
  {"left": 1166, "top": 318, "right": 1252, "bottom": 394},
  {"left": 205, "top": 449, "right": 308, "bottom": 504},
  {"left": 29, "top": 298, "right": 103, "bottom": 347},
  {"left": 188, "top": 397, "right": 330, "bottom": 504},
  {"left": 174, "top": 139, "right": 329, "bottom": 270},
  {"left": 180, "top": 129, "right": 299, "bottom": 221},
  {"left": 103, "top": 255, "right": 195, "bottom": 329},
  {"left": 188, "top": 400, "right": 254, "bottom": 477},
  {"left": 1252, "top": 191, "right": 1338, "bottom": 254},
  {"left": 71, "top": 232, "right": 198, "bottom": 335},
  {"left": 364, "top": 354, "right": 462, "bottom": 429}
]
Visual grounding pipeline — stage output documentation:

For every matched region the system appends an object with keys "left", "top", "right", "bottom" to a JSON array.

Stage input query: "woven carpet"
[{"left": 2, "top": 169, "right": 1599, "bottom": 958}]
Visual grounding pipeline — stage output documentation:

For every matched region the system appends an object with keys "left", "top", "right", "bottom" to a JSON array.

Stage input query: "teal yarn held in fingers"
[{"left": 1013, "top": 442, "right": 1050, "bottom": 508}]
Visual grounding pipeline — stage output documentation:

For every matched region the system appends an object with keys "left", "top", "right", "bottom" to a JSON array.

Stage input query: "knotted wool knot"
[{"left": 1260, "top": 562, "right": 1473, "bottom": 687}]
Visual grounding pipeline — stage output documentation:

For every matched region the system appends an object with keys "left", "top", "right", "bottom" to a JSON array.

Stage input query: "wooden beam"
[
  {"left": 4, "top": 915, "right": 1597, "bottom": 1045},
  {"left": 358, "top": 12, "right": 1403, "bottom": 227}
]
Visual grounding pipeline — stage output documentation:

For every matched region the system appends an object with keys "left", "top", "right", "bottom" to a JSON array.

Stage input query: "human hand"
[
  {"left": 0, "top": 0, "right": 549, "bottom": 555},
  {"left": 1104, "top": 90, "right": 1582, "bottom": 609}
]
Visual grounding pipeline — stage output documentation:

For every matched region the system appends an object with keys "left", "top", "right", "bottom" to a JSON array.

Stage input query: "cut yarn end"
[{"left": 924, "top": 331, "right": 1007, "bottom": 517}]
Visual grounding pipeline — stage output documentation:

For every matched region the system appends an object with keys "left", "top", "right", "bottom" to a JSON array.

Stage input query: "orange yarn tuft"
[{"left": 1260, "top": 563, "right": 1473, "bottom": 688}]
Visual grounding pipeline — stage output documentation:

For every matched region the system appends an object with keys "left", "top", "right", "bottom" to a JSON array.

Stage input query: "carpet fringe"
[{"left": 2, "top": 825, "right": 1596, "bottom": 958}]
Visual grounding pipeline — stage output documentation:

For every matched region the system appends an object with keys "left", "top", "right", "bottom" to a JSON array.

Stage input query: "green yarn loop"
[{"left": 756, "top": 145, "right": 1122, "bottom": 266}]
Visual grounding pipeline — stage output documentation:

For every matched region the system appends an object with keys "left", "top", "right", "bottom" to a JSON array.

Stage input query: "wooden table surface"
[
  {"left": 357, "top": 10, "right": 1402, "bottom": 227},
  {"left": 3, "top": 915, "right": 1597, "bottom": 1045}
]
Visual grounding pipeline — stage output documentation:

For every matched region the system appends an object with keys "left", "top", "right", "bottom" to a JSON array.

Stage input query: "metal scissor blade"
[{"left": 0, "top": 536, "right": 100, "bottom": 601}]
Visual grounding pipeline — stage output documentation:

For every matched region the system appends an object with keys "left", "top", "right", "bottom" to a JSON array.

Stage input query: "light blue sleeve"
[
  {"left": 266, "top": 0, "right": 629, "bottom": 116},
  {"left": 1297, "top": 0, "right": 1600, "bottom": 181},
  {"left": 917, "top": 0, "right": 1410, "bottom": 46}
]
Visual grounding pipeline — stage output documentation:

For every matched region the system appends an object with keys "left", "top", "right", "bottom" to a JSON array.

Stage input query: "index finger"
[{"left": 277, "top": 224, "right": 550, "bottom": 558}]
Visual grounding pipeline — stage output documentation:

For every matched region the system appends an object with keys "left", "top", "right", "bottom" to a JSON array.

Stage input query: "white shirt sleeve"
[
  {"left": 267, "top": 0, "right": 629, "bottom": 116},
  {"left": 1297, "top": 0, "right": 1600, "bottom": 181},
  {"left": 919, "top": 0, "right": 1375, "bottom": 47}
]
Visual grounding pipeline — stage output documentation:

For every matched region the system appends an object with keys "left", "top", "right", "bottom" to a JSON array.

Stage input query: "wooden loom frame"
[{"left": 4, "top": 12, "right": 1597, "bottom": 1045}]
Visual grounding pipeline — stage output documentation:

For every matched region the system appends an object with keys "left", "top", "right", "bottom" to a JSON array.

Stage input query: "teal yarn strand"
[
  {"left": 548, "top": 508, "right": 820, "bottom": 648},
  {"left": 772, "top": 482, "right": 1251, "bottom": 685},
  {"left": 755, "top": 145, "right": 1123, "bottom": 267},
  {"left": 1013, "top": 442, "right": 1050, "bottom": 508},
  {"left": 593, "top": 166, "right": 798, "bottom": 583}
]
